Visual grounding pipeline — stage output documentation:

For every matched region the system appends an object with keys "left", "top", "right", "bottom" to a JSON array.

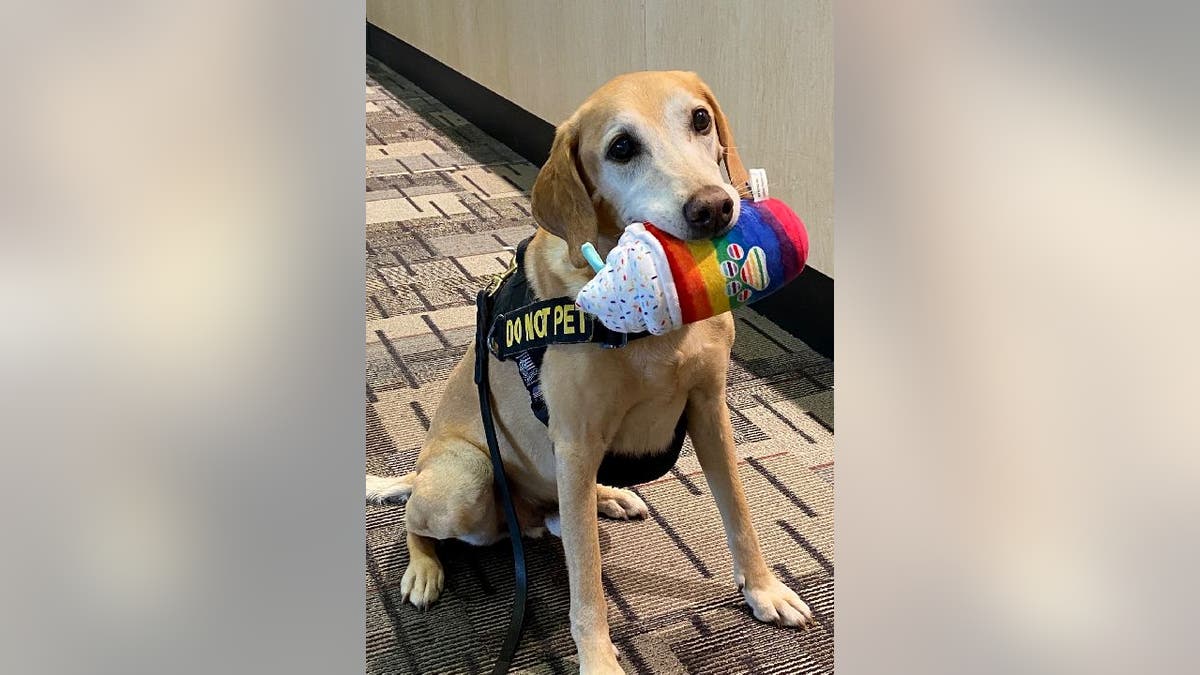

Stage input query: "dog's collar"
[{"left": 484, "top": 237, "right": 651, "bottom": 361}]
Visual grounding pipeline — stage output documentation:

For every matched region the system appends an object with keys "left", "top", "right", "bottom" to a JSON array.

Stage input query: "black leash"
[
  {"left": 474, "top": 290, "right": 528, "bottom": 674},
  {"left": 469, "top": 242, "right": 682, "bottom": 671}
]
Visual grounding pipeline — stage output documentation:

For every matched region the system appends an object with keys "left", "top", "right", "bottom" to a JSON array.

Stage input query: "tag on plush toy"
[
  {"left": 748, "top": 168, "right": 769, "bottom": 202},
  {"left": 576, "top": 197, "right": 808, "bottom": 335}
]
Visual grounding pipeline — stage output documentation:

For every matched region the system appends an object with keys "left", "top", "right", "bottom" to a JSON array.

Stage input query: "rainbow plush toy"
[{"left": 576, "top": 196, "right": 808, "bottom": 335}]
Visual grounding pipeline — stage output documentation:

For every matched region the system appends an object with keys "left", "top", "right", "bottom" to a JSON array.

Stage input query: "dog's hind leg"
[
  {"left": 400, "top": 532, "right": 444, "bottom": 609},
  {"left": 541, "top": 486, "right": 648, "bottom": 537},
  {"left": 398, "top": 439, "right": 503, "bottom": 607},
  {"left": 595, "top": 484, "right": 649, "bottom": 520},
  {"left": 366, "top": 472, "right": 416, "bottom": 505}
]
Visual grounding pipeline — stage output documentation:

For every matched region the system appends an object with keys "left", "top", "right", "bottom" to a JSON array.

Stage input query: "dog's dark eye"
[
  {"left": 692, "top": 108, "right": 712, "bottom": 134},
  {"left": 606, "top": 133, "right": 640, "bottom": 163}
]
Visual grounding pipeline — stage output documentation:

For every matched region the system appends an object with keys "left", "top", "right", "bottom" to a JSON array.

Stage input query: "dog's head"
[{"left": 532, "top": 71, "right": 745, "bottom": 268}]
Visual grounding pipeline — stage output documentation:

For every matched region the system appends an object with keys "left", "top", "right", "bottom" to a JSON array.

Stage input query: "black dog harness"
[
  {"left": 474, "top": 238, "right": 687, "bottom": 672},
  {"left": 484, "top": 238, "right": 688, "bottom": 486}
]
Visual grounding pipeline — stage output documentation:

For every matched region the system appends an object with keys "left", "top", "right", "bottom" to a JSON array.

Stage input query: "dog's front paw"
[
  {"left": 577, "top": 639, "right": 625, "bottom": 675},
  {"left": 580, "top": 660, "right": 625, "bottom": 675},
  {"left": 597, "top": 488, "right": 649, "bottom": 520},
  {"left": 399, "top": 557, "right": 444, "bottom": 609},
  {"left": 741, "top": 577, "right": 814, "bottom": 628}
]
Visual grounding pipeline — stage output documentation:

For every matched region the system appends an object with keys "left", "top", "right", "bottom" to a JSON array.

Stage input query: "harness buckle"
[{"left": 599, "top": 329, "right": 629, "bottom": 349}]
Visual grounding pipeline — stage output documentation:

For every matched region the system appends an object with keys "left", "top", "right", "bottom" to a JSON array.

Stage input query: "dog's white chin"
[{"left": 645, "top": 220, "right": 690, "bottom": 240}]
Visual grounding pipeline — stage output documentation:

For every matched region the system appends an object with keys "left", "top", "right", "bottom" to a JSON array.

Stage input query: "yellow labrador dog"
[{"left": 367, "top": 71, "right": 812, "bottom": 674}]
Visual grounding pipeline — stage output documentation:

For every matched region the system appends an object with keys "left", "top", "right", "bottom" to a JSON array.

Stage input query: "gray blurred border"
[
  {"left": 836, "top": 3, "right": 1198, "bottom": 675},
  {"left": 1, "top": 3, "right": 366, "bottom": 674}
]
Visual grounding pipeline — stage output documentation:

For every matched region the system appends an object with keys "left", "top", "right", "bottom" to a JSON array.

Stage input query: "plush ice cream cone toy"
[{"left": 576, "top": 196, "right": 808, "bottom": 335}]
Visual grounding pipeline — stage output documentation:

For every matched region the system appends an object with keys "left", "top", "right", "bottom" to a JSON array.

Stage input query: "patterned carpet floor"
[{"left": 365, "top": 56, "right": 834, "bottom": 674}]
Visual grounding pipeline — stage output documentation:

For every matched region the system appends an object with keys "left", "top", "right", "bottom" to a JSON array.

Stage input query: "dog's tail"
[{"left": 366, "top": 472, "right": 416, "bottom": 505}]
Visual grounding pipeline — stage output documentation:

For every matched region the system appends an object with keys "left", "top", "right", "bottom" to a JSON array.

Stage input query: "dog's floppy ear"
[
  {"left": 532, "top": 118, "right": 594, "bottom": 268},
  {"left": 699, "top": 81, "right": 749, "bottom": 189}
]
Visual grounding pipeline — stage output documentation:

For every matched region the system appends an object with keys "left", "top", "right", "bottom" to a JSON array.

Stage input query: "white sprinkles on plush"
[{"left": 575, "top": 224, "right": 682, "bottom": 335}]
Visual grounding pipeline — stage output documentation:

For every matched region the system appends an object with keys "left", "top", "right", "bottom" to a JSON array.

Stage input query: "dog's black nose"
[{"left": 682, "top": 186, "right": 734, "bottom": 237}]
